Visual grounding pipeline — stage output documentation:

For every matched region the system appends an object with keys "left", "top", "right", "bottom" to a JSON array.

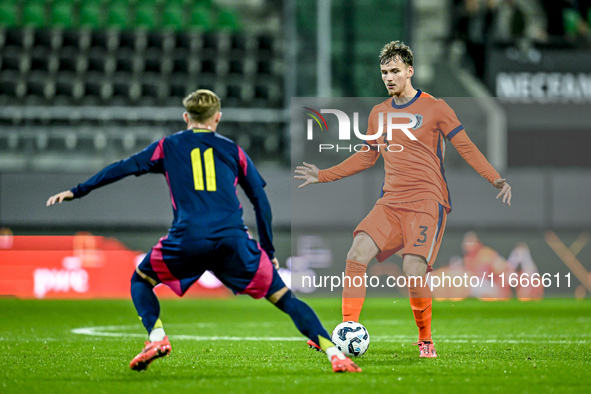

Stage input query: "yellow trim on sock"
[
  {"left": 266, "top": 286, "right": 289, "bottom": 304},
  {"left": 153, "top": 319, "right": 164, "bottom": 329},
  {"left": 318, "top": 336, "right": 334, "bottom": 352},
  {"left": 136, "top": 267, "right": 159, "bottom": 287}
]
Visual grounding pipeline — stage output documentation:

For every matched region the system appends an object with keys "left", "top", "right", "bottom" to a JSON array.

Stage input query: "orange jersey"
[{"left": 318, "top": 91, "right": 500, "bottom": 212}]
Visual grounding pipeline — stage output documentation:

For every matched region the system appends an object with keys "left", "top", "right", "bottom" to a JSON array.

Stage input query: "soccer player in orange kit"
[{"left": 295, "top": 41, "right": 512, "bottom": 358}]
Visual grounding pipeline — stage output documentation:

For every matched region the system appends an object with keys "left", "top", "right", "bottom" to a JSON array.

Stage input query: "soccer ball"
[{"left": 331, "top": 321, "right": 370, "bottom": 357}]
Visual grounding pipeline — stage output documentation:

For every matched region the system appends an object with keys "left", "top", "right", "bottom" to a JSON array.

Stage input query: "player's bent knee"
[
  {"left": 403, "top": 254, "right": 428, "bottom": 277},
  {"left": 346, "top": 248, "right": 369, "bottom": 264},
  {"left": 346, "top": 233, "right": 378, "bottom": 265}
]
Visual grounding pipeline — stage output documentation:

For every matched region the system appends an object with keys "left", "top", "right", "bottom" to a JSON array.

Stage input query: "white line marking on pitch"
[{"left": 71, "top": 325, "right": 588, "bottom": 344}]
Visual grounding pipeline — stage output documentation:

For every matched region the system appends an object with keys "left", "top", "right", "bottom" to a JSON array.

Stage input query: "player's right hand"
[
  {"left": 46, "top": 190, "right": 74, "bottom": 206},
  {"left": 294, "top": 162, "right": 320, "bottom": 188}
]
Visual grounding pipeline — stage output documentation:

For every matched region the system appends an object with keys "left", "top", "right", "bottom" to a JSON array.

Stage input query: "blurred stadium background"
[{"left": 1, "top": 0, "right": 590, "bottom": 299}]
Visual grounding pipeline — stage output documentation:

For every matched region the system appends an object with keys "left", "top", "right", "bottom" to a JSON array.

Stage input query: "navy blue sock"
[
  {"left": 273, "top": 290, "right": 332, "bottom": 347},
  {"left": 130, "top": 272, "right": 160, "bottom": 333}
]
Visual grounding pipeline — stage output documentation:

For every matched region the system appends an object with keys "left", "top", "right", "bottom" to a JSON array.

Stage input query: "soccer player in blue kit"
[{"left": 47, "top": 89, "right": 361, "bottom": 373}]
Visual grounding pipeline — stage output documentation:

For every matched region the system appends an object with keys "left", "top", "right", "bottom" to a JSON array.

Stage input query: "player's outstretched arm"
[
  {"left": 493, "top": 178, "right": 512, "bottom": 206},
  {"left": 46, "top": 190, "right": 74, "bottom": 206},
  {"left": 294, "top": 162, "right": 320, "bottom": 188}
]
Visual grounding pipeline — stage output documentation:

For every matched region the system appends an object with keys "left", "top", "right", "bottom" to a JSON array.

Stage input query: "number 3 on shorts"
[
  {"left": 416, "top": 225, "right": 428, "bottom": 244},
  {"left": 191, "top": 147, "right": 217, "bottom": 191}
]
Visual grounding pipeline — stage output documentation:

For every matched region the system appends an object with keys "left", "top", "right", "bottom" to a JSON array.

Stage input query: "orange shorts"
[{"left": 354, "top": 199, "right": 448, "bottom": 266}]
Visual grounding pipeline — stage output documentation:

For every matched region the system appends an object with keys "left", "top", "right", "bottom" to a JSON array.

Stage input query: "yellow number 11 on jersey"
[{"left": 191, "top": 147, "right": 217, "bottom": 191}]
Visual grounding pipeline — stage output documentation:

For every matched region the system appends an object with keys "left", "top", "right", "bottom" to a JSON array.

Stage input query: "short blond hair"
[
  {"left": 379, "top": 40, "right": 413, "bottom": 67},
  {"left": 183, "top": 89, "right": 221, "bottom": 122}
]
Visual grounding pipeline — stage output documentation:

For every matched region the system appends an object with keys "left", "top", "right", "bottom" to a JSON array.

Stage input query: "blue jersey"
[{"left": 71, "top": 129, "right": 274, "bottom": 259}]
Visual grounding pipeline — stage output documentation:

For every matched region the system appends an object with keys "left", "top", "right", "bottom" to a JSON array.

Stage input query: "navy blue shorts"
[{"left": 137, "top": 235, "right": 282, "bottom": 299}]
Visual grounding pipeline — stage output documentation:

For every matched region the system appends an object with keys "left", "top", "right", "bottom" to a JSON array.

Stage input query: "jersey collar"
[
  {"left": 193, "top": 128, "right": 214, "bottom": 133},
  {"left": 391, "top": 89, "right": 422, "bottom": 109}
]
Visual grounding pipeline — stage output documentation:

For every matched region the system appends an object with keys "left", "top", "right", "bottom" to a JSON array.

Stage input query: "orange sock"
[
  {"left": 408, "top": 276, "right": 433, "bottom": 342},
  {"left": 342, "top": 259, "right": 367, "bottom": 322}
]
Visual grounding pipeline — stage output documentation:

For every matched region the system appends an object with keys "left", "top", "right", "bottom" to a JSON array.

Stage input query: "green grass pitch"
[{"left": 1, "top": 297, "right": 590, "bottom": 393}]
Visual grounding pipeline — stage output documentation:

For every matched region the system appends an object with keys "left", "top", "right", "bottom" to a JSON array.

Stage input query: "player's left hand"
[
  {"left": 493, "top": 178, "right": 511, "bottom": 206},
  {"left": 46, "top": 190, "right": 74, "bottom": 206},
  {"left": 271, "top": 258, "right": 280, "bottom": 269}
]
